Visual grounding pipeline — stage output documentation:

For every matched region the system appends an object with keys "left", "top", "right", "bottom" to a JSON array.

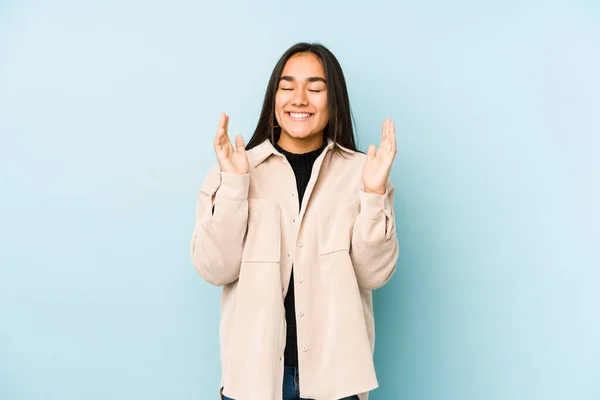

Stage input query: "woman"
[{"left": 190, "top": 42, "right": 399, "bottom": 400}]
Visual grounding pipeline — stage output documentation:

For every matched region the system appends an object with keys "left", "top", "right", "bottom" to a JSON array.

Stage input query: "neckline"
[{"left": 273, "top": 141, "right": 327, "bottom": 158}]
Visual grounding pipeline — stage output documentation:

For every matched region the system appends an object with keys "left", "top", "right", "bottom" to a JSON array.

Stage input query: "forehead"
[{"left": 281, "top": 53, "right": 325, "bottom": 78}]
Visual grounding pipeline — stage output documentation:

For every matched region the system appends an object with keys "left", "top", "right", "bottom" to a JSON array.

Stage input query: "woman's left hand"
[{"left": 361, "top": 118, "right": 397, "bottom": 195}]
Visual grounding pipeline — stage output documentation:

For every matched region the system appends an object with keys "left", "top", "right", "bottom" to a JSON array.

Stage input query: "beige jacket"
[{"left": 190, "top": 138, "right": 399, "bottom": 400}]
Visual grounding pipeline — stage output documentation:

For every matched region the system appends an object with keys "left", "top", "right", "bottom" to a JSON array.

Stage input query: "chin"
[{"left": 284, "top": 129, "right": 318, "bottom": 139}]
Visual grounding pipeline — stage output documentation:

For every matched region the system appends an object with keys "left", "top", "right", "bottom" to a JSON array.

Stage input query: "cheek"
[
  {"left": 274, "top": 95, "right": 283, "bottom": 110},
  {"left": 315, "top": 96, "right": 328, "bottom": 113},
  {"left": 275, "top": 93, "right": 286, "bottom": 112},
  {"left": 320, "top": 111, "right": 330, "bottom": 127},
  {"left": 317, "top": 98, "right": 329, "bottom": 121},
  {"left": 275, "top": 91, "right": 293, "bottom": 107}
]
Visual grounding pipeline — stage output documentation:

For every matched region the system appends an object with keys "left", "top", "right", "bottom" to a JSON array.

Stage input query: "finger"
[
  {"left": 219, "top": 114, "right": 236, "bottom": 153},
  {"left": 384, "top": 118, "right": 393, "bottom": 150},
  {"left": 384, "top": 119, "right": 391, "bottom": 150},
  {"left": 367, "top": 144, "right": 376, "bottom": 159},
  {"left": 217, "top": 113, "right": 226, "bottom": 133},
  {"left": 386, "top": 119, "right": 394, "bottom": 151},
  {"left": 215, "top": 125, "right": 225, "bottom": 148},
  {"left": 215, "top": 113, "right": 227, "bottom": 144},
  {"left": 221, "top": 113, "right": 231, "bottom": 136},
  {"left": 377, "top": 119, "right": 388, "bottom": 153},
  {"left": 389, "top": 120, "right": 396, "bottom": 154},
  {"left": 379, "top": 121, "right": 387, "bottom": 150},
  {"left": 235, "top": 134, "right": 246, "bottom": 152},
  {"left": 215, "top": 138, "right": 225, "bottom": 152}
]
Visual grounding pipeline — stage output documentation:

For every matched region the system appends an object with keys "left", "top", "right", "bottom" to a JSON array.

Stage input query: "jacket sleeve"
[
  {"left": 350, "top": 179, "right": 400, "bottom": 290},
  {"left": 190, "top": 164, "right": 249, "bottom": 286}
]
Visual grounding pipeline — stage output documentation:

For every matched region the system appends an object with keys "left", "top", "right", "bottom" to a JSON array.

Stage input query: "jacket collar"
[{"left": 251, "top": 137, "right": 355, "bottom": 167}]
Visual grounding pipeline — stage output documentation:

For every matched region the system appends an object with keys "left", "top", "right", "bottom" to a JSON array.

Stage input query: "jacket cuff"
[
  {"left": 359, "top": 186, "right": 391, "bottom": 219},
  {"left": 215, "top": 172, "right": 250, "bottom": 200}
]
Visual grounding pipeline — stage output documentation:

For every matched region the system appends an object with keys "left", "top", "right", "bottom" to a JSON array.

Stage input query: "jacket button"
[
  {"left": 302, "top": 346, "right": 308, "bottom": 352},
  {"left": 299, "top": 310, "right": 304, "bottom": 317},
  {"left": 298, "top": 277, "right": 303, "bottom": 284},
  {"left": 298, "top": 241, "right": 303, "bottom": 247}
]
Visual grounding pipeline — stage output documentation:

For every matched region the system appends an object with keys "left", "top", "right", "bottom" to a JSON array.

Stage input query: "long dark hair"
[{"left": 246, "top": 42, "right": 358, "bottom": 154}]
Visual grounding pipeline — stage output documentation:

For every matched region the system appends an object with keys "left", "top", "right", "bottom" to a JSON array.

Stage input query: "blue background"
[{"left": 1, "top": 1, "right": 599, "bottom": 399}]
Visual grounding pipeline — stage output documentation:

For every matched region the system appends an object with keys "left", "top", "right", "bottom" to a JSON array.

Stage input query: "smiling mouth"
[{"left": 287, "top": 112, "right": 314, "bottom": 121}]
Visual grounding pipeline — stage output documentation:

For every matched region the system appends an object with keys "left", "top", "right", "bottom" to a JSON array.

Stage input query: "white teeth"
[{"left": 289, "top": 112, "right": 311, "bottom": 119}]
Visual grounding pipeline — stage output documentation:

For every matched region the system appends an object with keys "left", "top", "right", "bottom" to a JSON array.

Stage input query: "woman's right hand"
[{"left": 214, "top": 113, "right": 249, "bottom": 174}]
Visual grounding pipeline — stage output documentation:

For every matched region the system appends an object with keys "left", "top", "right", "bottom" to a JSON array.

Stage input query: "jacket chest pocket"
[
  {"left": 317, "top": 205, "right": 358, "bottom": 255},
  {"left": 241, "top": 199, "right": 281, "bottom": 263}
]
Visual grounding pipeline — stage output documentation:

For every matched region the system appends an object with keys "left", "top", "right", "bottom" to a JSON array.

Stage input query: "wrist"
[{"left": 363, "top": 186, "right": 386, "bottom": 195}]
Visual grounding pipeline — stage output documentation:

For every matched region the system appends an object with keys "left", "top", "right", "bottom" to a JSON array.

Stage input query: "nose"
[{"left": 291, "top": 89, "right": 308, "bottom": 107}]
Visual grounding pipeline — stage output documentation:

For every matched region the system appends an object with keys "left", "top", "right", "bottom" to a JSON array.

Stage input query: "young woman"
[{"left": 191, "top": 42, "right": 399, "bottom": 400}]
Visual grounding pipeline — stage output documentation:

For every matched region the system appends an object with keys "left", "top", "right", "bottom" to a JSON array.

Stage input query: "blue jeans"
[{"left": 222, "top": 366, "right": 359, "bottom": 400}]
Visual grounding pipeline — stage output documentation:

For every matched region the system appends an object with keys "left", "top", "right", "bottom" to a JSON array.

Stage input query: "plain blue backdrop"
[{"left": 1, "top": 1, "right": 599, "bottom": 399}]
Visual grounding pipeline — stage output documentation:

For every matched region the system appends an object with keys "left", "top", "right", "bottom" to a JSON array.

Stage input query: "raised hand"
[
  {"left": 361, "top": 118, "right": 397, "bottom": 195},
  {"left": 213, "top": 113, "right": 249, "bottom": 175}
]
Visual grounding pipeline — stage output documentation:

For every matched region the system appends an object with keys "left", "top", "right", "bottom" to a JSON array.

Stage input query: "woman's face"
[{"left": 275, "top": 52, "right": 329, "bottom": 145}]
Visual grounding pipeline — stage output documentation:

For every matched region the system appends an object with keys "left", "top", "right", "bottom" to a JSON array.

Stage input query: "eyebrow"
[{"left": 280, "top": 76, "right": 327, "bottom": 84}]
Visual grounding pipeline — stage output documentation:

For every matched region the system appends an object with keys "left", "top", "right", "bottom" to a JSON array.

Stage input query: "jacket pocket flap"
[{"left": 317, "top": 206, "right": 356, "bottom": 255}]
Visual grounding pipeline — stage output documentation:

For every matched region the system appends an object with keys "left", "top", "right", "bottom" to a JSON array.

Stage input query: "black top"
[{"left": 274, "top": 140, "right": 326, "bottom": 368}]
